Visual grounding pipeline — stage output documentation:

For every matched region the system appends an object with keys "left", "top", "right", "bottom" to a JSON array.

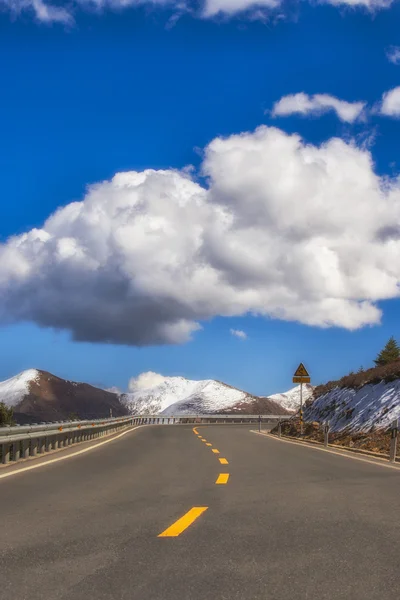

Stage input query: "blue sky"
[{"left": 0, "top": 0, "right": 399, "bottom": 395}]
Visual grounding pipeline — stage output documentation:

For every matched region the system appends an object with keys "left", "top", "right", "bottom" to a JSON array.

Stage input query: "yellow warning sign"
[
  {"left": 293, "top": 363, "right": 309, "bottom": 378},
  {"left": 293, "top": 376, "right": 311, "bottom": 384}
]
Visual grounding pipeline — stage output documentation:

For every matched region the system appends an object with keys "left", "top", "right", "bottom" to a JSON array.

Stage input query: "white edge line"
[
  {"left": 0, "top": 425, "right": 145, "bottom": 481},
  {"left": 251, "top": 430, "right": 400, "bottom": 472}
]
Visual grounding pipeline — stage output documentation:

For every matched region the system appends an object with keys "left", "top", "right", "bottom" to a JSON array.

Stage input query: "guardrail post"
[
  {"left": 2, "top": 442, "right": 10, "bottom": 464},
  {"left": 38, "top": 437, "right": 45, "bottom": 454},
  {"left": 22, "top": 439, "right": 29, "bottom": 459},
  {"left": 30, "top": 439, "right": 38, "bottom": 457},
  {"left": 278, "top": 420, "right": 282, "bottom": 438},
  {"left": 12, "top": 441, "right": 21, "bottom": 461},
  {"left": 390, "top": 419, "right": 398, "bottom": 463},
  {"left": 51, "top": 437, "right": 57, "bottom": 451},
  {"left": 324, "top": 423, "right": 330, "bottom": 448}
]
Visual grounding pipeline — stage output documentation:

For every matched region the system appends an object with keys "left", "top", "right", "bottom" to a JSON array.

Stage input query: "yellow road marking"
[
  {"left": 201, "top": 439, "right": 207, "bottom": 442},
  {"left": 193, "top": 427, "right": 198, "bottom": 434},
  {"left": 216, "top": 473, "right": 229, "bottom": 484},
  {"left": 219, "top": 458, "right": 229, "bottom": 464},
  {"left": 0, "top": 426, "right": 144, "bottom": 481},
  {"left": 158, "top": 507, "right": 208, "bottom": 537},
  {"left": 206, "top": 443, "right": 212, "bottom": 446},
  {"left": 212, "top": 449, "right": 220, "bottom": 454}
]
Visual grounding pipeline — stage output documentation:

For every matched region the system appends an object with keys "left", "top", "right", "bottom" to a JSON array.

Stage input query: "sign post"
[
  {"left": 390, "top": 419, "right": 398, "bottom": 463},
  {"left": 324, "top": 422, "right": 330, "bottom": 448},
  {"left": 292, "top": 363, "right": 310, "bottom": 436}
]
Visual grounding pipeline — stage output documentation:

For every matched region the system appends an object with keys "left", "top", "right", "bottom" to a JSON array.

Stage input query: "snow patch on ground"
[
  {"left": 304, "top": 380, "right": 400, "bottom": 432},
  {"left": 269, "top": 384, "right": 314, "bottom": 412},
  {"left": 0, "top": 369, "right": 40, "bottom": 408}
]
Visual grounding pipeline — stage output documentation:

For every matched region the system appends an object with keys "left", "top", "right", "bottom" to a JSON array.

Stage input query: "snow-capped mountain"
[
  {"left": 304, "top": 380, "right": 400, "bottom": 433},
  {"left": 0, "top": 369, "right": 40, "bottom": 407},
  {"left": 0, "top": 369, "right": 128, "bottom": 423},
  {"left": 120, "top": 375, "right": 253, "bottom": 416},
  {"left": 269, "top": 383, "right": 314, "bottom": 413}
]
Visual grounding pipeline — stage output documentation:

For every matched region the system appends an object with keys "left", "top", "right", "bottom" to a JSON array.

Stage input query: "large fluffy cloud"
[
  {"left": 1, "top": 125, "right": 400, "bottom": 345},
  {"left": 271, "top": 93, "right": 366, "bottom": 123},
  {"left": 0, "top": 0, "right": 395, "bottom": 22}
]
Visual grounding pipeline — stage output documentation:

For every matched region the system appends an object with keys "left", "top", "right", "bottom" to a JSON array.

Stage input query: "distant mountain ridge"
[
  {"left": 120, "top": 376, "right": 253, "bottom": 416},
  {"left": 120, "top": 374, "right": 290, "bottom": 416},
  {"left": 0, "top": 369, "right": 293, "bottom": 423}
]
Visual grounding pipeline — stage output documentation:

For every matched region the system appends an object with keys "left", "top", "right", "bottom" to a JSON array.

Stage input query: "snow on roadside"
[
  {"left": 0, "top": 369, "right": 40, "bottom": 408},
  {"left": 304, "top": 379, "right": 400, "bottom": 432}
]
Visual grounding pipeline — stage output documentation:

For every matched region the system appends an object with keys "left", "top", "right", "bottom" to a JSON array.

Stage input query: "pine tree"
[
  {"left": 358, "top": 366, "right": 364, "bottom": 373},
  {"left": 374, "top": 337, "right": 400, "bottom": 367},
  {"left": 0, "top": 402, "right": 14, "bottom": 427}
]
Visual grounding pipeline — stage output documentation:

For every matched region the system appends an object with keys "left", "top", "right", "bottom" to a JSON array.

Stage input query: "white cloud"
[
  {"left": 0, "top": 0, "right": 169, "bottom": 23},
  {"left": 0, "top": 0, "right": 73, "bottom": 23},
  {"left": 271, "top": 93, "right": 366, "bottom": 123},
  {"left": 128, "top": 371, "right": 167, "bottom": 391},
  {"left": 0, "top": 0, "right": 395, "bottom": 22},
  {"left": 202, "top": 0, "right": 278, "bottom": 17},
  {"left": 230, "top": 328, "right": 248, "bottom": 339},
  {"left": 386, "top": 46, "right": 400, "bottom": 65},
  {"left": 380, "top": 86, "right": 400, "bottom": 117},
  {"left": 317, "top": 0, "right": 393, "bottom": 8},
  {"left": 1, "top": 125, "right": 400, "bottom": 345}
]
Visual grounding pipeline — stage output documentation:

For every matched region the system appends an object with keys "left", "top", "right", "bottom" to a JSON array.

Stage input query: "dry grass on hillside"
[
  {"left": 271, "top": 418, "right": 393, "bottom": 454},
  {"left": 313, "top": 360, "right": 400, "bottom": 399}
]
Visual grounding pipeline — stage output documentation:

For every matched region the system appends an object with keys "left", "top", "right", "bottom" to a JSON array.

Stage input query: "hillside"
[
  {"left": 304, "top": 361, "right": 400, "bottom": 433},
  {"left": 0, "top": 370, "right": 129, "bottom": 424},
  {"left": 217, "top": 396, "right": 290, "bottom": 415}
]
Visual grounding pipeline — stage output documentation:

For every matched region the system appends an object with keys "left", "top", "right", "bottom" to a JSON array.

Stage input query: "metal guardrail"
[
  {"left": 0, "top": 416, "right": 133, "bottom": 438},
  {"left": 131, "top": 414, "right": 283, "bottom": 424},
  {"left": 0, "top": 416, "right": 134, "bottom": 465},
  {"left": 0, "top": 413, "right": 283, "bottom": 466}
]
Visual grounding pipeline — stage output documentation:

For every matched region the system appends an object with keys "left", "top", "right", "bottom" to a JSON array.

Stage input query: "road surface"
[{"left": 1, "top": 424, "right": 399, "bottom": 600}]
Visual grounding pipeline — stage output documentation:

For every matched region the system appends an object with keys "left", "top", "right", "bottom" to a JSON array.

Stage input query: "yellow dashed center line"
[
  {"left": 216, "top": 473, "right": 229, "bottom": 484},
  {"left": 158, "top": 507, "right": 208, "bottom": 537},
  {"left": 192, "top": 430, "right": 230, "bottom": 489}
]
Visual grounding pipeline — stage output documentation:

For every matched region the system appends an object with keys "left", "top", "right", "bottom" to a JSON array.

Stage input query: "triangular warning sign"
[{"left": 293, "top": 363, "right": 309, "bottom": 377}]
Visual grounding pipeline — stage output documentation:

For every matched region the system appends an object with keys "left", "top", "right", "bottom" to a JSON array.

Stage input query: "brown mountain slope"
[
  {"left": 217, "top": 396, "right": 290, "bottom": 415},
  {"left": 14, "top": 370, "right": 129, "bottom": 424}
]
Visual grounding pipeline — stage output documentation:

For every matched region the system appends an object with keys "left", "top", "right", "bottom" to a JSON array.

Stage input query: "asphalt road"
[{"left": 1, "top": 424, "right": 400, "bottom": 600}]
